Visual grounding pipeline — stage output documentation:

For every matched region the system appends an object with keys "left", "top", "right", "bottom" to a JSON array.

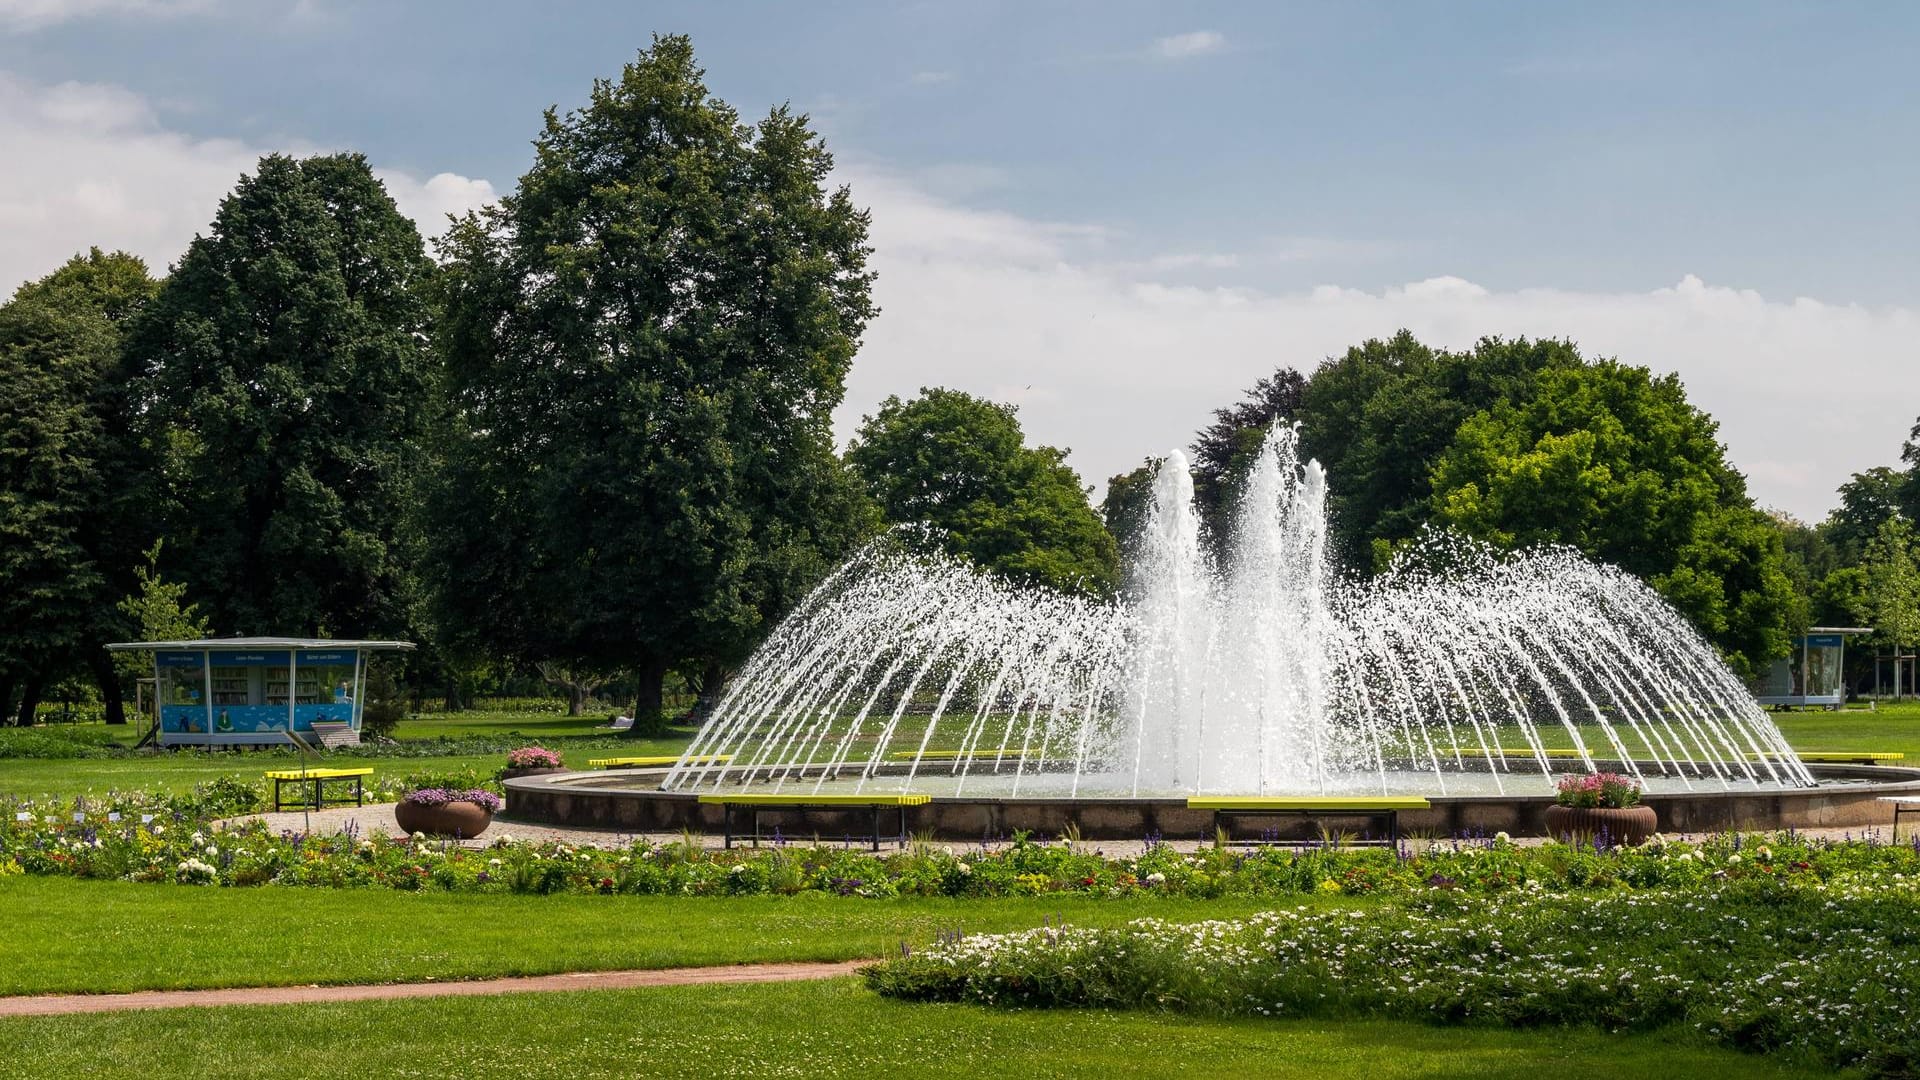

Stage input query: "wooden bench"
[
  {"left": 1187, "top": 796, "right": 1431, "bottom": 846},
  {"left": 587, "top": 754, "right": 732, "bottom": 769},
  {"left": 696, "top": 792, "right": 932, "bottom": 851},
  {"left": 1883, "top": 796, "right": 1920, "bottom": 842},
  {"left": 265, "top": 767, "right": 373, "bottom": 811}
]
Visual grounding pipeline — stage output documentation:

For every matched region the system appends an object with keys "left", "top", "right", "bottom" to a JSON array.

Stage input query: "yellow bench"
[
  {"left": 263, "top": 767, "right": 373, "bottom": 811},
  {"left": 696, "top": 792, "right": 932, "bottom": 850},
  {"left": 1187, "top": 796, "right": 1431, "bottom": 845},
  {"left": 1753, "top": 751, "right": 1905, "bottom": 764},
  {"left": 587, "top": 754, "right": 732, "bottom": 769}
]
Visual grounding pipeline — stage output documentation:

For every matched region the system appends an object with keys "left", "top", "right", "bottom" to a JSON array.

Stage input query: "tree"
[
  {"left": 1862, "top": 517, "right": 1920, "bottom": 698},
  {"left": 432, "top": 36, "right": 876, "bottom": 728},
  {"left": 848, "top": 388, "right": 1118, "bottom": 596},
  {"left": 1189, "top": 367, "right": 1306, "bottom": 545},
  {"left": 1428, "top": 360, "right": 1800, "bottom": 676},
  {"left": 1100, "top": 460, "right": 1160, "bottom": 592},
  {"left": 1901, "top": 417, "right": 1920, "bottom": 524},
  {"left": 0, "top": 249, "right": 158, "bottom": 725},
  {"left": 124, "top": 153, "right": 436, "bottom": 642},
  {"left": 1824, "top": 466, "right": 1908, "bottom": 564},
  {"left": 1298, "top": 332, "right": 1583, "bottom": 571}
]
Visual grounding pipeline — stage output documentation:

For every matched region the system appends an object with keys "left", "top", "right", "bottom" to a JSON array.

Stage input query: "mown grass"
[
  {"left": 4, "top": 700, "right": 1916, "bottom": 802},
  {"left": 0, "top": 874, "right": 1306, "bottom": 996},
  {"left": 0, "top": 977, "right": 1843, "bottom": 1080}
]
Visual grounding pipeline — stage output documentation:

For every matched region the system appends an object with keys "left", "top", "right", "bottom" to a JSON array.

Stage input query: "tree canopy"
[
  {"left": 1427, "top": 360, "right": 1800, "bottom": 676},
  {"left": 850, "top": 388, "right": 1118, "bottom": 596},
  {"left": 432, "top": 35, "right": 876, "bottom": 722},
  {"left": 124, "top": 153, "right": 437, "bottom": 642},
  {"left": 0, "top": 249, "right": 157, "bottom": 723}
]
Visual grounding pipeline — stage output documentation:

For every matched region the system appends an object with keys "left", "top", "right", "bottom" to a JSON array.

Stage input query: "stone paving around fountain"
[{"left": 236, "top": 802, "right": 1902, "bottom": 855}]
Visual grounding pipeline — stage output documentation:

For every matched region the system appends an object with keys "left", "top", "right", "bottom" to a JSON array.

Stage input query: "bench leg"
[
  {"left": 722, "top": 805, "right": 734, "bottom": 850},
  {"left": 1388, "top": 811, "right": 1399, "bottom": 848}
]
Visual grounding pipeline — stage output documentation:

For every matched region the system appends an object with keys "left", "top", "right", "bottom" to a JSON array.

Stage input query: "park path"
[{"left": 0, "top": 960, "right": 868, "bottom": 1017}]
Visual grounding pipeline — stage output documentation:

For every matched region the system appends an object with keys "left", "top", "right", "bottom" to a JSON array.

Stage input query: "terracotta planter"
[
  {"left": 394, "top": 799, "right": 494, "bottom": 838},
  {"left": 502, "top": 766, "right": 567, "bottom": 780},
  {"left": 1544, "top": 803, "right": 1657, "bottom": 846}
]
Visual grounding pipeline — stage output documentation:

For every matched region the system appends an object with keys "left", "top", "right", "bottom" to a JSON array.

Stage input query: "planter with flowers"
[
  {"left": 502, "top": 746, "right": 566, "bottom": 780},
  {"left": 1545, "top": 772, "right": 1656, "bottom": 845},
  {"left": 393, "top": 788, "right": 503, "bottom": 839}
]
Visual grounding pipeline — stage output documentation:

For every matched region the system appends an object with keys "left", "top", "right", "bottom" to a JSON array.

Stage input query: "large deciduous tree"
[
  {"left": 849, "top": 388, "right": 1118, "bottom": 596},
  {"left": 1298, "top": 332, "right": 1584, "bottom": 571},
  {"left": 124, "top": 153, "right": 436, "bottom": 642},
  {"left": 1862, "top": 517, "right": 1920, "bottom": 698},
  {"left": 432, "top": 36, "right": 876, "bottom": 726},
  {"left": 1189, "top": 367, "right": 1306, "bottom": 545},
  {"left": 1428, "top": 360, "right": 1801, "bottom": 676},
  {"left": 0, "top": 249, "right": 157, "bottom": 724}
]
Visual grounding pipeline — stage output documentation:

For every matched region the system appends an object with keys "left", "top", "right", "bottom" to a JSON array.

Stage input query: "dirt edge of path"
[{"left": 0, "top": 960, "right": 870, "bottom": 1017}]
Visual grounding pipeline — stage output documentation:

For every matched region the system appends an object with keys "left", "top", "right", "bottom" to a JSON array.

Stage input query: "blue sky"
[{"left": 2, "top": 1, "right": 1915, "bottom": 519}]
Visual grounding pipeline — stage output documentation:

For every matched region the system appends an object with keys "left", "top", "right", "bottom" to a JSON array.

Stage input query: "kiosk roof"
[{"left": 105, "top": 637, "right": 415, "bottom": 651}]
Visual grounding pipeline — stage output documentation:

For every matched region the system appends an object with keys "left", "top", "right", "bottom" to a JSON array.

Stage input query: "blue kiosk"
[
  {"left": 1753, "top": 627, "right": 1871, "bottom": 709},
  {"left": 106, "top": 637, "right": 414, "bottom": 747}
]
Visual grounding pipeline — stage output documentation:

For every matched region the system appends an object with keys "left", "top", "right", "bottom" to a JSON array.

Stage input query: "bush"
[{"left": 864, "top": 876, "right": 1920, "bottom": 1077}]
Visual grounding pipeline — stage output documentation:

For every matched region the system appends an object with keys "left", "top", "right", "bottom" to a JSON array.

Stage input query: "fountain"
[{"left": 507, "top": 427, "right": 1920, "bottom": 837}]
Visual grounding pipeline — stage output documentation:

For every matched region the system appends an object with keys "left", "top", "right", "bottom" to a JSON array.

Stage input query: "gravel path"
[{"left": 0, "top": 961, "right": 867, "bottom": 1017}]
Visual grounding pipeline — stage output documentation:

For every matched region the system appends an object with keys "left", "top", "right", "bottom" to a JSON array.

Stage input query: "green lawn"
[
  {"left": 4, "top": 701, "right": 1916, "bottom": 802},
  {"left": 0, "top": 978, "right": 1844, "bottom": 1080},
  {"left": 0, "top": 875, "right": 1303, "bottom": 996}
]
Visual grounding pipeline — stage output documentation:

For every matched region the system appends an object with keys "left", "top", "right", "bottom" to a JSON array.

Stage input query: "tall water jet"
[{"left": 665, "top": 425, "right": 1813, "bottom": 797}]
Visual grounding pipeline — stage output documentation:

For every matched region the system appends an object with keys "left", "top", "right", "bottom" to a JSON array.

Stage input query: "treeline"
[
  {"left": 7, "top": 38, "right": 1912, "bottom": 728},
  {"left": 0, "top": 38, "right": 1113, "bottom": 730},
  {"left": 1105, "top": 331, "right": 1920, "bottom": 681}
]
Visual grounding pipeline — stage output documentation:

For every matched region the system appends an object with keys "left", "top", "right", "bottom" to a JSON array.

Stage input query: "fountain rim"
[{"left": 503, "top": 762, "right": 1920, "bottom": 839}]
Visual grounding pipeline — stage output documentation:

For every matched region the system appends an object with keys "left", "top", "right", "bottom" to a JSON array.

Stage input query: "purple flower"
[{"left": 400, "top": 788, "right": 504, "bottom": 813}]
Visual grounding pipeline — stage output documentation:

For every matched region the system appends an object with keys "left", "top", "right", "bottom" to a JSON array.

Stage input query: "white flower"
[
  {"left": 411, "top": 832, "right": 425, "bottom": 842},
  {"left": 189, "top": 831, "right": 206, "bottom": 846},
  {"left": 1728, "top": 853, "right": 1742, "bottom": 865},
  {"left": 1146, "top": 872, "right": 1167, "bottom": 886},
  {"left": 729, "top": 864, "right": 747, "bottom": 874},
  {"left": 488, "top": 858, "right": 502, "bottom": 867},
  {"left": 956, "top": 862, "right": 972, "bottom": 875},
  {"left": 1494, "top": 831, "right": 1511, "bottom": 844},
  {"left": 203, "top": 845, "right": 218, "bottom": 857}
]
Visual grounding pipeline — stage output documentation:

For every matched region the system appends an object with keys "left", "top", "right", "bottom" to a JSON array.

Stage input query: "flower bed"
[
  {"left": 864, "top": 877, "right": 1920, "bottom": 1077},
  {"left": 2, "top": 797, "right": 1915, "bottom": 904},
  {"left": 399, "top": 788, "right": 504, "bottom": 813}
]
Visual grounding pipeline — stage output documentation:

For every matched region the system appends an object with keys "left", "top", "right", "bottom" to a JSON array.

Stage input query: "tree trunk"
[
  {"left": 693, "top": 658, "right": 730, "bottom": 721},
  {"left": 0, "top": 678, "right": 13, "bottom": 728},
  {"left": 15, "top": 677, "right": 44, "bottom": 727},
  {"left": 90, "top": 650, "right": 127, "bottom": 726},
  {"left": 568, "top": 681, "right": 586, "bottom": 717},
  {"left": 627, "top": 656, "right": 669, "bottom": 737}
]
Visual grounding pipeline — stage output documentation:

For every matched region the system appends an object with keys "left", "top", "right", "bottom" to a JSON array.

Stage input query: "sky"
[{"left": 2, "top": 0, "right": 1916, "bottom": 522}]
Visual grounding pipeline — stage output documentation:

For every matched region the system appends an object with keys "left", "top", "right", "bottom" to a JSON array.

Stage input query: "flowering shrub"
[
  {"left": 399, "top": 788, "right": 505, "bottom": 813},
  {"left": 1555, "top": 772, "right": 1642, "bottom": 808},
  {"left": 506, "top": 746, "right": 564, "bottom": 770},
  {"left": 865, "top": 876, "right": 1920, "bottom": 1077},
  {"left": 4, "top": 792, "right": 1916, "bottom": 905}
]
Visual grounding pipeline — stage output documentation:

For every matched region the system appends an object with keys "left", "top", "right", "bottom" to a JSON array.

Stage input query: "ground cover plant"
[
  {"left": 6, "top": 792, "right": 1916, "bottom": 901},
  {"left": 866, "top": 864, "right": 1920, "bottom": 1077},
  {"left": 0, "top": 977, "right": 1838, "bottom": 1080}
]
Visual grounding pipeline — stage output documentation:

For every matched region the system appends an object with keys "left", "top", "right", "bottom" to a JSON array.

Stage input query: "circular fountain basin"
[{"left": 505, "top": 762, "right": 1920, "bottom": 840}]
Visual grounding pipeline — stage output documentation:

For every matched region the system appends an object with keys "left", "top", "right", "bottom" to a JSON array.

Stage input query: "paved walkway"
[
  {"left": 0, "top": 961, "right": 868, "bottom": 1017},
  {"left": 231, "top": 802, "right": 1902, "bottom": 855}
]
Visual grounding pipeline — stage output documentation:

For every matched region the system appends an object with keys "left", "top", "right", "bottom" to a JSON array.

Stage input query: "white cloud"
[
  {"left": 0, "top": 72, "right": 493, "bottom": 292},
  {"left": 0, "top": 0, "right": 213, "bottom": 31},
  {"left": 1151, "top": 30, "right": 1226, "bottom": 60},
  {"left": 909, "top": 70, "right": 954, "bottom": 85},
  {"left": 838, "top": 168, "right": 1920, "bottom": 523}
]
